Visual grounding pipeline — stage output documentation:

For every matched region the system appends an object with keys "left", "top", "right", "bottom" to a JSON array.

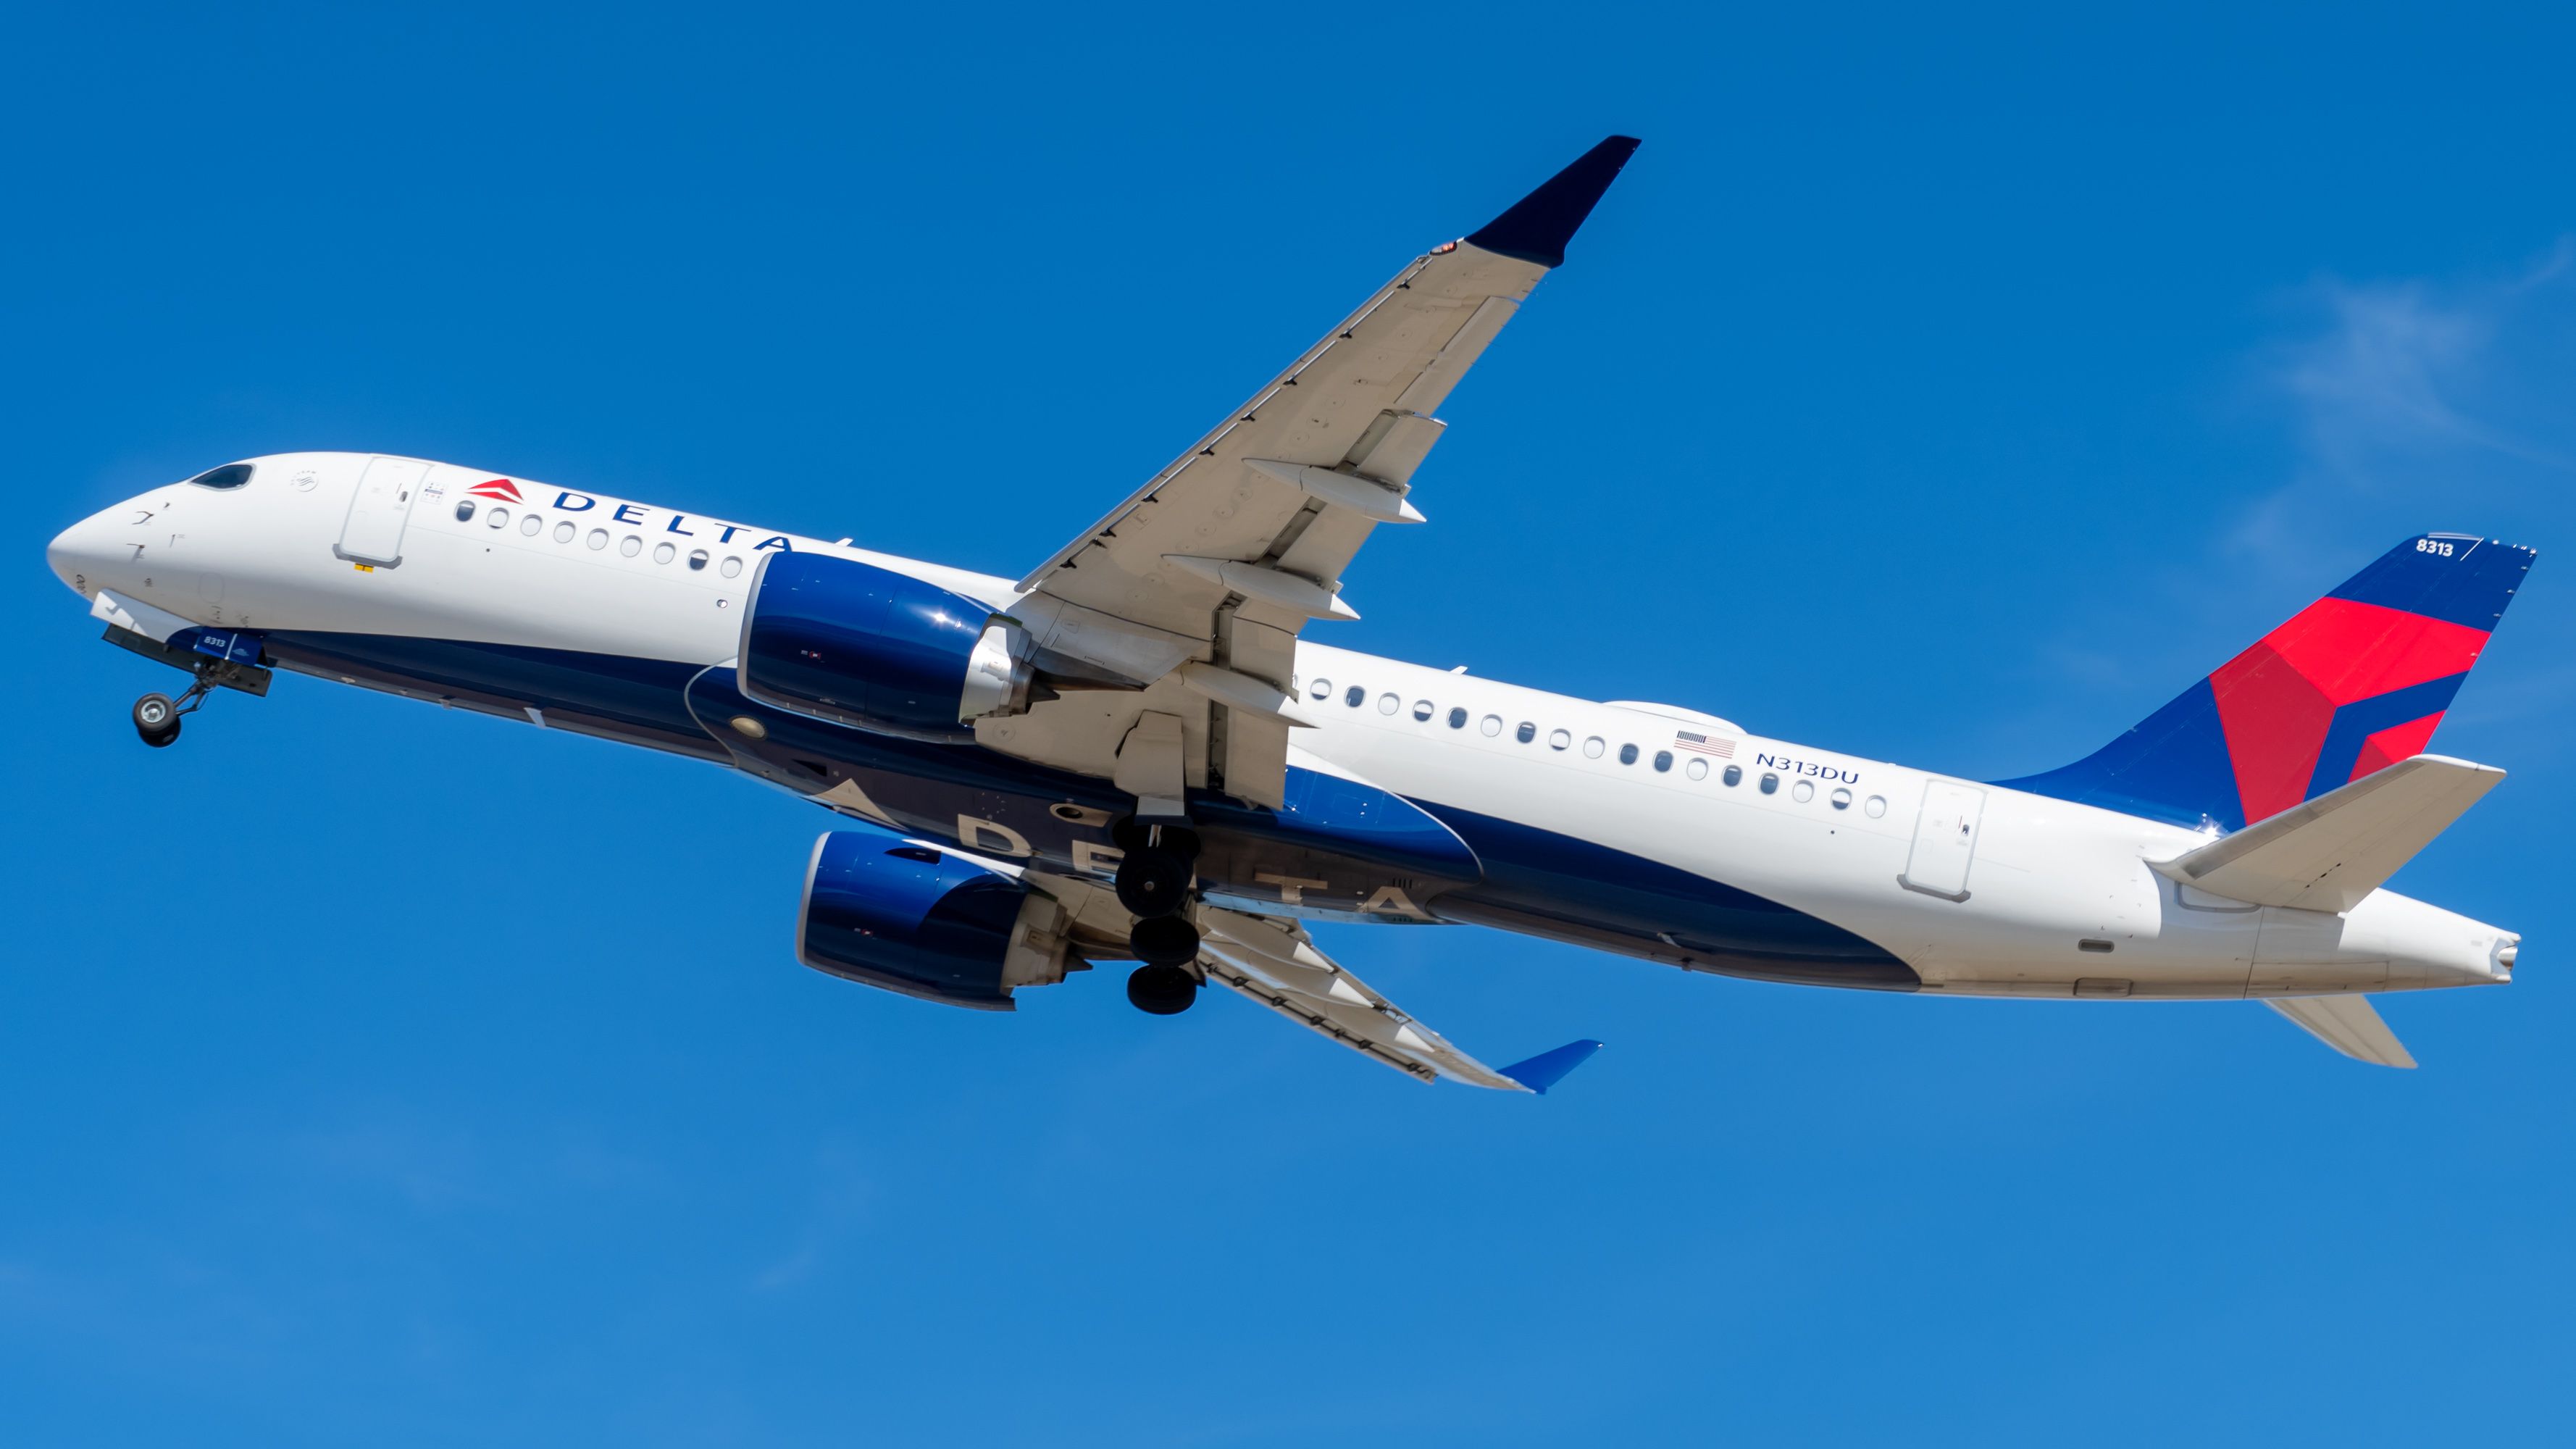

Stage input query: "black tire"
[
  {"left": 1129, "top": 914, "right": 1201, "bottom": 968},
  {"left": 1115, "top": 848, "right": 1192, "bottom": 919},
  {"left": 133, "top": 693, "right": 177, "bottom": 732},
  {"left": 1126, "top": 963, "right": 1198, "bottom": 1015},
  {"left": 141, "top": 718, "right": 180, "bottom": 748}
]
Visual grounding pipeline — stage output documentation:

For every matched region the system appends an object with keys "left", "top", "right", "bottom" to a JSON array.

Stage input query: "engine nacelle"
[
  {"left": 740, "top": 551, "right": 1034, "bottom": 742},
  {"left": 795, "top": 830, "right": 1072, "bottom": 1010}
]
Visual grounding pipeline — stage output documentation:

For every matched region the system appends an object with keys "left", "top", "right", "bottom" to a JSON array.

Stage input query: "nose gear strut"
[{"left": 101, "top": 622, "right": 272, "bottom": 748}]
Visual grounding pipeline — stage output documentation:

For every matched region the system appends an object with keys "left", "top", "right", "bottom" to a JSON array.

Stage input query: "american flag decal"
[{"left": 1673, "top": 730, "right": 1736, "bottom": 759}]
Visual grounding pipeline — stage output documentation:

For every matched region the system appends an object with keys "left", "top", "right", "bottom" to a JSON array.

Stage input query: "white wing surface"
[
  {"left": 1012, "top": 863, "right": 1600, "bottom": 1092},
  {"left": 977, "top": 137, "right": 1641, "bottom": 809},
  {"left": 1194, "top": 906, "right": 1599, "bottom": 1092}
]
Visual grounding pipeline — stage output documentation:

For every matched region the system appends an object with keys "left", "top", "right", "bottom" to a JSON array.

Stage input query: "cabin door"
[
  {"left": 337, "top": 455, "right": 432, "bottom": 567},
  {"left": 1901, "top": 780, "right": 1986, "bottom": 901}
]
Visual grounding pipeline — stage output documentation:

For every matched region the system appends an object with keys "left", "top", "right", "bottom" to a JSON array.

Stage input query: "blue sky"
[{"left": 6, "top": 3, "right": 2573, "bottom": 1442}]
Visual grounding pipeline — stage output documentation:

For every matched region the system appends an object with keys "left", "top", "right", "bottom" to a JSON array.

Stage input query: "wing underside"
[
  {"left": 1016, "top": 864, "right": 1597, "bottom": 1092},
  {"left": 976, "top": 137, "right": 1642, "bottom": 811}
]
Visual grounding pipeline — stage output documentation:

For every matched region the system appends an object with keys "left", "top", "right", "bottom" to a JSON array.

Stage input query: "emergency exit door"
[
  {"left": 1901, "top": 780, "right": 1986, "bottom": 901},
  {"left": 336, "top": 455, "right": 432, "bottom": 567}
]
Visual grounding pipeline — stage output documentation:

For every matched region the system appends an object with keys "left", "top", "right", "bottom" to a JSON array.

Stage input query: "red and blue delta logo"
[{"left": 466, "top": 478, "right": 524, "bottom": 504}]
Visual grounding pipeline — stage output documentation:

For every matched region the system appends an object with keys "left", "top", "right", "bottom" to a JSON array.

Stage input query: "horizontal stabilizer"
[
  {"left": 2267, "top": 995, "right": 2417, "bottom": 1068},
  {"left": 2152, "top": 754, "right": 2503, "bottom": 911},
  {"left": 1500, "top": 1040, "right": 1604, "bottom": 1095}
]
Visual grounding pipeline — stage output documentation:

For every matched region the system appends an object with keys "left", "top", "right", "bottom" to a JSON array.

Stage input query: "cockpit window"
[{"left": 188, "top": 463, "right": 254, "bottom": 490}]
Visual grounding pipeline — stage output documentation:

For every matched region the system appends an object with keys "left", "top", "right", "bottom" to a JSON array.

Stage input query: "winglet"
[
  {"left": 1500, "top": 1039, "right": 1605, "bottom": 1095},
  {"left": 1465, "top": 136, "right": 1642, "bottom": 268}
]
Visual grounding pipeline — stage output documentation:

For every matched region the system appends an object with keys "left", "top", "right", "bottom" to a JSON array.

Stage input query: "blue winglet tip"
[
  {"left": 1501, "top": 1040, "right": 1605, "bottom": 1095},
  {"left": 1464, "top": 135, "right": 1641, "bottom": 269}
]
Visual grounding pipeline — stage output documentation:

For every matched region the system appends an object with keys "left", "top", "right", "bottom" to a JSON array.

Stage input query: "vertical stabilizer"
[{"left": 2000, "top": 534, "right": 2533, "bottom": 830}]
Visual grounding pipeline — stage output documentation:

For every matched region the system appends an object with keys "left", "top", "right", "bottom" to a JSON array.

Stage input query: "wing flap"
[
  {"left": 2151, "top": 754, "right": 2504, "bottom": 911},
  {"left": 2267, "top": 995, "right": 2418, "bottom": 1068},
  {"left": 1197, "top": 906, "right": 1550, "bottom": 1090}
]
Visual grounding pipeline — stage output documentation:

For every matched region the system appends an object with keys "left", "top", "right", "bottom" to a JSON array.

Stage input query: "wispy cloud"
[
  {"left": 2220, "top": 241, "right": 2576, "bottom": 756},
  {"left": 2232, "top": 240, "right": 2576, "bottom": 572}
]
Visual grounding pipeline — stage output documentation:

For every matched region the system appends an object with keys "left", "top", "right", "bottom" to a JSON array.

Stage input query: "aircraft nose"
[{"left": 47, "top": 509, "right": 119, "bottom": 596}]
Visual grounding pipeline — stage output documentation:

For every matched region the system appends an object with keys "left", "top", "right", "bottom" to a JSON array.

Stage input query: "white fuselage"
[{"left": 47, "top": 453, "right": 2517, "bottom": 1003}]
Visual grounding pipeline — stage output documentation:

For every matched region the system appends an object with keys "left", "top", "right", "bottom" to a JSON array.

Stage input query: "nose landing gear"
[
  {"left": 131, "top": 682, "right": 212, "bottom": 748},
  {"left": 99, "top": 621, "right": 273, "bottom": 749}
]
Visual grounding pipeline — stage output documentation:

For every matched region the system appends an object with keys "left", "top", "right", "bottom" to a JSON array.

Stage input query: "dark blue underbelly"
[{"left": 261, "top": 632, "right": 1912, "bottom": 988}]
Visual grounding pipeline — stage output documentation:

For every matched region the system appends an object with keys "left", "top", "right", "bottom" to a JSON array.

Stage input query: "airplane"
[{"left": 44, "top": 136, "right": 2535, "bottom": 1089}]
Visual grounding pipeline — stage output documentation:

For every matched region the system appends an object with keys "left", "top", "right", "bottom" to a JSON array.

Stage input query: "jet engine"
[
  {"left": 796, "top": 829, "right": 1074, "bottom": 1009},
  {"left": 740, "top": 552, "right": 1035, "bottom": 742}
]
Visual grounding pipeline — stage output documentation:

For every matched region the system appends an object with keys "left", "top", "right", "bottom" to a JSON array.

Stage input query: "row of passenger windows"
[
  {"left": 1303, "top": 675, "right": 1891, "bottom": 819},
  {"left": 456, "top": 501, "right": 745, "bottom": 577}
]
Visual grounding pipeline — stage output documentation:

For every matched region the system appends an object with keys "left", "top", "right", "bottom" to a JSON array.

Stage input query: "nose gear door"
[
  {"left": 336, "top": 455, "right": 432, "bottom": 567},
  {"left": 1900, "top": 780, "right": 1986, "bottom": 901}
]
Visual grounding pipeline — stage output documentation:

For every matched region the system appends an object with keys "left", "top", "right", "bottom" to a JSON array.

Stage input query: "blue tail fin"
[{"left": 1999, "top": 534, "right": 2534, "bottom": 831}]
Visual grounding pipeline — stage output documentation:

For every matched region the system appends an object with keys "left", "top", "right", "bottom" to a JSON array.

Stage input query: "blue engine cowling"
[
  {"left": 796, "top": 829, "right": 1069, "bottom": 1010},
  {"left": 740, "top": 552, "right": 1033, "bottom": 742}
]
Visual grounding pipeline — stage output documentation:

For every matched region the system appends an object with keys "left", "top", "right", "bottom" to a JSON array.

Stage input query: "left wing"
[
  {"left": 1195, "top": 906, "right": 1599, "bottom": 1093},
  {"left": 1019, "top": 862, "right": 1598, "bottom": 1090},
  {"left": 979, "top": 137, "right": 1641, "bottom": 809}
]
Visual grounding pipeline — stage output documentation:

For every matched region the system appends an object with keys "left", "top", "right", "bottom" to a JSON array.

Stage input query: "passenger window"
[
  {"left": 586, "top": 529, "right": 609, "bottom": 550},
  {"left": 1791, "top": 780, "right": 1814, "bottom": 802},
  {"left": 1412, "top": 700, "right": 1433, "bottom": 722},
  {"left": 1760, "top": 772, "right": 1779, "bottom": 794},
  {"left": 1582, "top": 736, "right": 1605, "bottom": 759},
  {"left": 488, "top": 507, "right": 510, "bottom": 528},
  {"left": 1548, "top": 728, "right": 1571, "bottom": 751},
  {"left": 1831, "top": 787, "right": 1852, "bottom": 810},
  {"left": 1723, "top": 764, "right": 1742, "bottom": 786},
  {"left": 688, "top": 548, "right": 708, "bottom": 570},
  {"left": 1345, "top": 685, "right": 1366, "bottom": 708},
  {"left": 1685, "top": 758, "right": 1709, "bottom": 780},
  {"left": 653, "top": 541, "right": 675, "bottom": 564},
  {"left": 720, "top": 556, "right": 743, "bottom": 578},
  {"left": 1653, "top": 750, "right": 1673, "bottom": 772},
  {"left": 1310, "top": 678, "right": 1332, "bottom": 699},
  {"left": 1864, "top": 795, "right": 1887, "bottom": 818},
  {"left": 553, "top": 521, "right": 575, "bottom": 543},
  {"left": 1515, "top": 722, "right": 1536, "bottom": 743},
  {"left": 519, "top": 514, "right": 541, "bottom": 536},
  {"left": 619, "top": 535, "right": 643, "bottom": 557},
  {"left": 1479, "top": 714, "right": 1503, "bottom": 737},
  {"left": 1377, "top": 693, "right": 1400, "bottom": 715},
  {"left": 1448, "top": 707, "right": 1468, "bottom": 729},
  {"left": 1618, "top": 743, "right": 1639, "bottom": 765},
  {"left": 188, "top": 463, "right": 254, "bottom": 490},
  {"left": 454, "top": 501, "right": 477, "bottom": 522}
]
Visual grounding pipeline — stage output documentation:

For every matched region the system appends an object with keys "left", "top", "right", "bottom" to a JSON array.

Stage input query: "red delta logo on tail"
[
  {"left": 2001, "top": 533, "right": 2535, "bottom": 832},
  {"left": 466, "top": 478, "right": 524, "bottom": 504},
  {"left": 2209, "top": 595, "right": 2491, "bottom": 824}
]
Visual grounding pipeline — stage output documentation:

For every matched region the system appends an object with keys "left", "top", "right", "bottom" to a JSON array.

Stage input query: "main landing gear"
[
  {"left": 131, "top": 682, "right": 214, "bottom": 748},
  {"left": 1116, "top": 819, "right": 1203, "bottom": 1015}
]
